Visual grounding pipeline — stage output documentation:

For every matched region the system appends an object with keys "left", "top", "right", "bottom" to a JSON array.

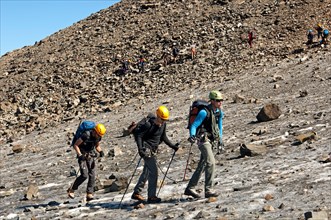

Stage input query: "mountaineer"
[
  {"left": 121, "top": 59, "right": 131, "bottom": 74},
  {"left": 191, "top": 43, "right": 197, "bottom": 60},
  {"left": 315, "top": 23, "right": 323, "bottom": 39},
  {"left": 137, "top": 55, "right": 146, "bottom": 73},
  {"left": 131, "top": 106, "right": 179, "bottom": 203},
  {"left": 321, "top": 29, "right": 329, "bottom": 45},
  {"left": 67, "top": 123, "right": 106, "bottom": 201},
  {"left": 307, "top": 30, "right": 314, "bottom": 45},
  {"left": 248, "top": 30, "right": 256, "bottom": 48},
  {"left": 185, "top": 90, "right": 224, "bottom": 199},
  {"left": 161, "top": 46, "right": 172, "bottom": 66},
  {"left": 172, "top": 44, "right": 180, "bottom": 63}
]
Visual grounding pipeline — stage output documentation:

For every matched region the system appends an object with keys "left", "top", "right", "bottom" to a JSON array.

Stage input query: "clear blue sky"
[{"left": 0, "top": 0, "right": 120, "bottom": 56}]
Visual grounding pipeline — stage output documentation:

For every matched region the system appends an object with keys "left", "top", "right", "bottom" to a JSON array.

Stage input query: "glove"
[
  {"left": 78, "top": 154, "right": 86, "bottom": 161},
  {"left": 173, "top": 143, "right": 180, "bottom": 152},
  {"left": 99, "top": 151, "right": 105, "bottom": 157},
  {"left": 138, "top": 149, "right": 150, "bottom": 159},
  {"left": 188, "top": 136, "right": 197, "bottom": 144}
]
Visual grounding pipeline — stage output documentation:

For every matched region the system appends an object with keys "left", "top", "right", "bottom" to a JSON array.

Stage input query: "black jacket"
[
  {"left": 136, "top": 118, "right": 176, "bottom": 153},
  {"left": 79, "top": 131, "right": 101, "bottom": 153}
]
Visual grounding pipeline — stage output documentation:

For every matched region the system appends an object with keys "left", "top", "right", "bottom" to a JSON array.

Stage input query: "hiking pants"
[
  {"left": 71, "top": 157, "right": 96, "bottom": 193},
  {"left": 186, "top": 140, "right": 215, "bottom": 193},
  {"left": 133, "top": 156, "right": 158, "bottom": 198}
]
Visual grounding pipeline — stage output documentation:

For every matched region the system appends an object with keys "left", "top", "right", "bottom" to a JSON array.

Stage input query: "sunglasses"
[{"left": 213, "top": 99, "right": 223, "bottom": 102}]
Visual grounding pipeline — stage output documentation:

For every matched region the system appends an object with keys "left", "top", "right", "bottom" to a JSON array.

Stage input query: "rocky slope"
[
  {"left": 1, "top": 49, "right": 330, "bottom": 219},
  {"left": 0, "top": 0, "right": 331, "bottom": 219},
  {"left": 1, "top": 0, "right": 330, "bottom": 143}
]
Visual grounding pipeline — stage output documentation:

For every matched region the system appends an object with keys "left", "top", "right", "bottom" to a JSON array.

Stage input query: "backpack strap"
[
  {"left": 198, "top": 105, "right": 221, "bottom": 141},
  {"left": 134, "top": 114, "right": 156, "bottom": 140},
  {"left": 203, "top": 105, "right": 220, "bottom": 123},
  {"left": 141, "top": 117, "right": 155, "bottom": 140},
  {"left": 200, "top": 105, "right": 211, "bottom": 122},
  {"left": 195, "top": 105, "right": 210, "bottom": 136}
]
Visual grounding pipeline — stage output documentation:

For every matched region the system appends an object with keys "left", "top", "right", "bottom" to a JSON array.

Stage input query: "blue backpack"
[{"left": 71, "top": 121, "right": 96, "bottom": 146}]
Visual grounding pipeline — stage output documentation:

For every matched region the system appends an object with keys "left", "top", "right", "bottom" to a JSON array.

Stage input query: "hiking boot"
[
  {"left": 131, "top": 193, "right": 145, "bottom": 201},
  {"left": 205, "top": 191, "right": 219, "bottom": 198},
  {"left": 147, "top": 196, "right": 161, "bottom": 203},
  {"left": 184, "top": 188, "right": 201, "bottom": 198},
  {"left": 86, "top": 193, "right": 94, "bottom": 201},
  {"left": 67, "top": 188, "right": 75, "bottom": 199}
]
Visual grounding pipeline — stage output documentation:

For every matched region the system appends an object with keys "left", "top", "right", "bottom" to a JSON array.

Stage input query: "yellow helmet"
[
  {"left": 94, "top": 123, "right": 106, "bottom": 137},
  {"left": 209, "top": 90, "right": 224, "bottom": 100},
  {"left": 317, "top": 23, "right": 322, "bottom": 28},
  {"left": 156, "top": 106, "right": 169, "bottom": 120}
]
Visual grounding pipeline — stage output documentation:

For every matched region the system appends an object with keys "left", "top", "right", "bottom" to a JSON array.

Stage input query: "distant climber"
[
  {"left": 248, "top": 30, "right": 256, "bottom": 48},
  {"left": 121, "top": 59, "right": 131, "bottom": 74},
  {"left": 190, "top": 43, "right": 197, "bottom": 60},
  {"left": 321, "top": 29, "right": 329, "bottom": 45},
  {"left": 137, "top": 55, "right": 146, "bottom": 73},
  {"left": 161, "top": 46, "right": 172, "bottom": 66},
  {"left": 306, "top": 30, "right": 314, "bottom": 45},
  {"left": 315, "top": 23, "right": 323, "bottom": 39},
  {"left": 172, "top": 44, "right": 180, "bottom": 63}
]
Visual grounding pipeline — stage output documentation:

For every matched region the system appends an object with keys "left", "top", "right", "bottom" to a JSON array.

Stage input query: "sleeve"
[
  {"left": 189, "top": 109, "right": 207, "bottom": 137},
  {"left": 161, "top": 123, "right": 176, "bottom": 149},
  {"left": 135, "top": 121, "right": 152, "bottom": 151},
  {"left": 218, "top": 110, "right": 224, "bottom": 139}
]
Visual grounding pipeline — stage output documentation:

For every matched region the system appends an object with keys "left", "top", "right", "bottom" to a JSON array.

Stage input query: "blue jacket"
[{"left": 190, "top": 107, "right": 224, "bottom": 139}]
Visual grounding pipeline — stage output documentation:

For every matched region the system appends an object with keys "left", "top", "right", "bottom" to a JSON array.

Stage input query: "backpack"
[
  {"left": 127, "top": 113, "right": 156, "bottom": 142},
  {"left": 173, "top": 48, "right": 179, "bottom": 56},
  {"left": 187, "top": 100, "right": 210, "bottom": 129},
  {"left": 71, "top": 121, "right": 96, "bottom": 146},
  {"left": 187, "top": 100, "right": 221, "bottom": 138}
]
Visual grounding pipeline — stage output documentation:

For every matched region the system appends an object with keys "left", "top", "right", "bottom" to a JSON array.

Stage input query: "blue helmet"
[
  {"left": 308, "top": 29, "right": 313, "bottom": 33},
  {"left": 324, "top": 29, "right": 329, "bottom": 35}
]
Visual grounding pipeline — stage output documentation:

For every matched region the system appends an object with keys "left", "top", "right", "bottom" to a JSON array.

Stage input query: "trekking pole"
[
  {"left": 118, "top": 157, "right": 142, "bottom": 209},
  {"left": 156, "top": 160, "right": 178, "bottom": 183},
  {"left": 124, "top": 152, "right": 138, "bottom": 169},
  {"left": 183, "top": 143, "right": 193, "bottom": 181},
  {"left": 157, "top": 150, "right": 176, "bottom": 197},
  {"left": 75, "top": 166, "right": 80, "bottom": 177},
  {"left": 68, "top": 166, "right": 80, "bottom": 190}
]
